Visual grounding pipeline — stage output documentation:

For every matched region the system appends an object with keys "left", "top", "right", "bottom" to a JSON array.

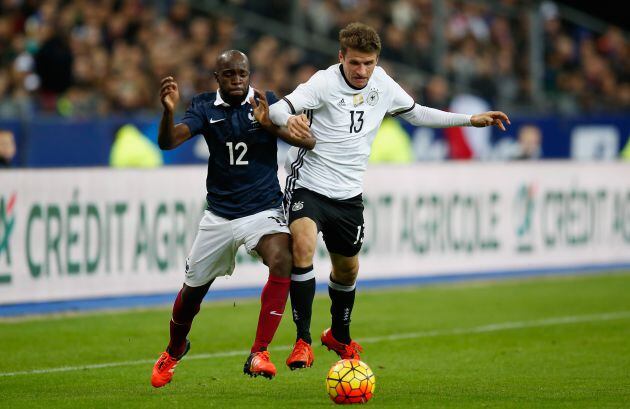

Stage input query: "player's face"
[
  {"left": 339, "top": 48, "right": 378, "bottom": 89},
  {"left": 215, "top": 59, "right": 250, "bottom": 100}
]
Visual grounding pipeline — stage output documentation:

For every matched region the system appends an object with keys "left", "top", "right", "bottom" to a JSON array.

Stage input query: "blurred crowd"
[
  {"left": 0, "top": 0, "right": 628, "bottom": 120},
  {"left": 294, "top": 0, "right": 629, "bottom": 114}
]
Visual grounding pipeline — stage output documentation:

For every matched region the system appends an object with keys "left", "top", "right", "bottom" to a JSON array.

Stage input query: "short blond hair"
[{"left": 339, "top": 22, "right": 381, "bottom": 56}]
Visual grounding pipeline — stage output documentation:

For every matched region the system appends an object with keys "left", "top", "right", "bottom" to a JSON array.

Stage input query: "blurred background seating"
[{"left": 0, "top": 0, "right": 628, "bottom": 166}]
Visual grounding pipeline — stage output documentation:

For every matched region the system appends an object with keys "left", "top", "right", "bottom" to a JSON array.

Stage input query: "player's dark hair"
[{"left": 339, "top": 22, "right": 381, "bottom": 56}]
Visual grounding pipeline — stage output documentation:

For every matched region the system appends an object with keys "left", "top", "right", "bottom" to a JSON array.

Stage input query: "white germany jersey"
[{"left": 283, "top": 64, "right": 414, "bottom": 200}]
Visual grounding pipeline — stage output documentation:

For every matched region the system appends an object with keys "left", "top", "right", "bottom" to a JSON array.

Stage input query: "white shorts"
[{"left": 184, "top": 206, "right": 289, "bottom": 287}]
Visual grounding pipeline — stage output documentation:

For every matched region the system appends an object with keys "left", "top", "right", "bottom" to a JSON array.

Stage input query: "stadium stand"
[{"left": 0, "top": 0, "right": 627, "bottom": 119}]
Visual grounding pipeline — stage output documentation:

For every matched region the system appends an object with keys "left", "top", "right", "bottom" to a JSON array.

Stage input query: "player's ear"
[
  {"left": 213, "top": 71, "right": 219, "bottom": 82},
  {"left": 338, "top": 50, "right": 344, "bottom": 63}
]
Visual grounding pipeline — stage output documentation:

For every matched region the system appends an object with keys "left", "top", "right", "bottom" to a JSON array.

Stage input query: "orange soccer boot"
[
  {"left": 321, "top": 328, "right": 363, "bottom": 360},
  {"left": 243, "top": 350, "right": 277, "bottom": 379},
  {"left": 151, "top": 340, "right": 190, "bottom": 388},
  {"left": 286, "top": 338, "right": 315, "bottom": 370}
]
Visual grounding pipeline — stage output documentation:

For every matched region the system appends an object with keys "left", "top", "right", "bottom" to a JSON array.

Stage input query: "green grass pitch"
[{"left": 1, "top": 272, "right": 629, "bottom": 408}]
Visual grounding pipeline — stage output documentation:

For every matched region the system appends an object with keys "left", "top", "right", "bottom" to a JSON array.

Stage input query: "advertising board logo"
[
  {"left": 513, "top": 184, "right": 535, "bottom": 253},
  {"left": 0, "top": 193, "right": 16, "bottom": 284}
]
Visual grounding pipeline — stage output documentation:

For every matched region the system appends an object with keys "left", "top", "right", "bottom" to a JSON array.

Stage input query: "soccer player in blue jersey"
[{"left": 151, "top": 50, "right": 315, "bottom": 387}]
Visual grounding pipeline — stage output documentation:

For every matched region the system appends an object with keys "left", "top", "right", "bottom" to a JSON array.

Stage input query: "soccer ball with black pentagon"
[{"left": 326, "top": 359, "right": 375, "bottom": 404}]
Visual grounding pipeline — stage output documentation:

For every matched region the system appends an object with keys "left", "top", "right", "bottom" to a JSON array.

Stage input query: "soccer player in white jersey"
[{"left": 268, "top": 22, "right": 510, "bottom": 369}]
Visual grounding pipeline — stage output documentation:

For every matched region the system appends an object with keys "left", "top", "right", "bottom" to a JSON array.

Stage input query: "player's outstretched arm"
[
  {"left": 251, "top": 90, "right": 315, "bottom": 150},
  {"left": 397, "top": 104, "right": 510, "bottom": 131},
  {"left": 470, "top": 111, "right": 511, "bottom": 131},
  {"left": 158, "top": 76, "right": 192, "bottom": 150}
]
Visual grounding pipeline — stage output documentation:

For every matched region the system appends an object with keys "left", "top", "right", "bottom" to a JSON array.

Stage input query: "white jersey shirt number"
[{"left": 283, "top": 64, "right": 414, "bottom": 200}]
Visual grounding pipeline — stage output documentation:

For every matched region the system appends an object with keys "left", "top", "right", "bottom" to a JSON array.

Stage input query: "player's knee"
[
  {"left": 177, "top": 283, "right": 210, "bottom": 320},
  {"left": 333, "top": 267, "right": 358, "bottom": 285},
  {"left": 267, "top": 248, "right": 292, "bottom": 278},
  {"left": 332, "top": 259, "right": 359, "bottom": 284},
  {"left": 182, "top": 282, "right": 211, "bottom": 305},
  {"left": 292, "top": 239, "right": 315, "bottom": 266}
]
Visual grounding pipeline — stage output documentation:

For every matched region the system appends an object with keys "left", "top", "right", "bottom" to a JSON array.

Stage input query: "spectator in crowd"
[
  {"left": 34, "top": 21, "right": 73, "bottom": 112},
  {"left": 422, "top": 75, "right": 451, "bottom": 110},
  {"left": 513, "top": 124, "right": 543, "bottom": 160},
  {"left": 0, "top": 0, "right": 627, "bottom": 119},
  {"left": 0, "top": 130, "right": 16, "bottom": 168}
]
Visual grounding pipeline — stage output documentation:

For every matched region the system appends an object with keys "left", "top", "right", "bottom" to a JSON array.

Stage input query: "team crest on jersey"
[
  {"left": 247, "top": 109, "right": 258, "bottom": 123},
  {"left": 248, "top": 108, "right": 261, "bottom": 131},
  {"left": 291, "top": 201, "right": 304, "bottom": 212},
  {"left": 367, "top": 89, "right": 379, "bottom": 106},
  {"left": 353, "top": 93, "right": 364, "bottom": 107}
]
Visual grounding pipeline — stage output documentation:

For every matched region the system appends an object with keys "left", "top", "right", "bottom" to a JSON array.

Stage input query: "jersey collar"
[
  {"left": 214, "top": 86, "right": 255, "bottom": 106},
  {"left": 339, "top": 64, "right": 368, "bottom": 91}
]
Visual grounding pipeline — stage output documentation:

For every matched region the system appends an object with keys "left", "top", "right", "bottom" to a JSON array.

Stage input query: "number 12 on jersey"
[
  {"left": 226, "top": 141, "right": 248, "bottom": 165},
  {"left": 349, "top": 110, "right": 364, "bottom": 133}
]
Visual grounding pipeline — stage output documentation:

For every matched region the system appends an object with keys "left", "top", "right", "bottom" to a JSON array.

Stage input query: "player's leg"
[
  {"left": 320, "top": 195, "right": 364, "bottom": 359},
  {"left": 238, "top": 206, "right": 292, "bottom": 378},
  {"left": 167, "top": 281, "right": 212, "bottom": 357},
  {"left": 242, "top": 232, "right": 292, "bottom": 378},
  {"left": 284, "top": 188, "right": 323, "bottom": 369},
  {"left": 289, "top": 217, "right": 318, "bottom": 344},
  {"left": 328, "top": 252, "right": 359, "bottom": 344},
  {"left": 151, "top": 281, "right": 212, "bottom": 388},
  {"left": 152, "top": 210, "right": 235, "bottom": 387},
  {"left": 250, "top": 232, "right": 292, "bottom": 353},
  {"left": 284, "top": 217, "right": 318, "bottom": 369},
  {"left": 320, "top": 253, "right": 363, "bottom": 359}
]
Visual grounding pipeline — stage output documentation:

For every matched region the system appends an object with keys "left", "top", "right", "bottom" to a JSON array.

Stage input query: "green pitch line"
[
  {"left": 2, "top": 310, "right": 629, "bottom": 378},
  {"left": 0, "top": 271, "right": 629, "bottom": 409}
]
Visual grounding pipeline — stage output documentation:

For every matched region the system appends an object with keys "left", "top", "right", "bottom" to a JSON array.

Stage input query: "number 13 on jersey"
[{"left": 349, "top": 110, "right": 364, "bottom": 133}]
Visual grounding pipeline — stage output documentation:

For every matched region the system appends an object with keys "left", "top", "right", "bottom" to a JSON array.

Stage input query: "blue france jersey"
[{"left": 180, "top": 89, "right": 283, "bottom": 220}]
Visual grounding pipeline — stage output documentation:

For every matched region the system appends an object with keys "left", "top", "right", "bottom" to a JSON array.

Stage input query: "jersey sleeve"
[
  {"left": 386, "top": 76, "right": 415, "bottom": 116},
  {"left": 266, "top": 91, "right": 280, "bottom": 105},
  {"left": 397, "top": 104, "right": 472, "bottom": 127},
  {"left": 282, "top": 70, "right": 327, "bottom": 114},
  {"left": 179, "top": 96, "right": 206, "bottom": 136}
]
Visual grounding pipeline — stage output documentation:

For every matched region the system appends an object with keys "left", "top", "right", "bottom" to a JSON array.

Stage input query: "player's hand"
[
  {"left": 160, "top": 76, "right": 180, "bottom": 112},
  {"left": 250, "top": 89, "right": 272, "bottom": 128},
  {"left": 287, "top": 114, "right": 312, "bottom": 139},
  {"left": 470, "top": 111, "right": 510, "bottom": 131}
]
